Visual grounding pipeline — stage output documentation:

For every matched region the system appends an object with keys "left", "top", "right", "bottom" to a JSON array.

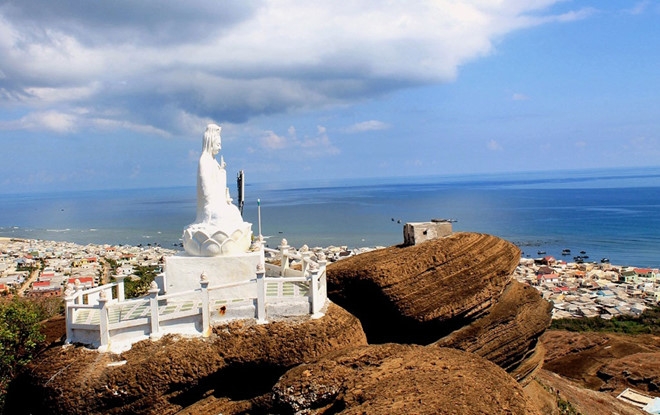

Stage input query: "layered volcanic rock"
[
  {"left": 326, "top": 232, "right": 552, "bottom": 382},
  {"left": 270, "top": 344, "right": 542, "bottom": 414},
  {"left": 4, "top": 303, "right": 367, "bottom": 415},
  {"left": 434, "top": 280, "right": 552, "bottom": 383}
]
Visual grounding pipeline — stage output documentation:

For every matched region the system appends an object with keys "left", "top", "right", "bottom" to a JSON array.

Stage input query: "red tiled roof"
[{"left": 67, "top": 277, "right": 94, "bottom": 284}]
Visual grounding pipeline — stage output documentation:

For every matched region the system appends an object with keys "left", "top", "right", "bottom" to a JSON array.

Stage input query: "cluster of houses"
[
  {"left": 515, "top": 255, "right": 660, "bottom": 319},
  {"left": 0, "top": 238, "right": 175, "bottom": 298}
]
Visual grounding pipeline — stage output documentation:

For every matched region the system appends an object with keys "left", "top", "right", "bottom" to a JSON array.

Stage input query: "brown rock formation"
[
  {"left": 435, "top": 280, "right": 552, "bottom": 383},
  {"left": 326, "top": 232, "right": 551, "bottom": 381},
  {"left": 4, "top": 303, "right": 367, "bottom": 415},
  {"left": 271, "top": 344, "right": 542, "bottom": 414},
  {"left": 327, "top": 232, "right": 522, "bottom": 344}
]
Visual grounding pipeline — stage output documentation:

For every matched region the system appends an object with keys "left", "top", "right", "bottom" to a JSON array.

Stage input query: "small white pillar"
[
  {"left": 74, "top": 279, "right": 83, "bottom": 305},
  {"left": 148, "top": 281, "right": 161, "bottom": 339},
  {"left": 115, "top": 274, "right": 126, "bottom": 301},
  {"left": 300, "top": 246, "right": 311, "bottom": 276},
  {"left": 98, "top": 290, "right": 110, "bottom": 348},
  {"left": 64, "top": 289, "right": 75, "bottom": 343},
  {"left": 200, "top": 272, "right": 210, "bottom": 337},
  {"left": 309, "top": 265, "right": 323, "bottom": 319},
  {"left": 279, "top": 239, "right": 290, "bottom": 275},
  {"left": 256, "top": 264, "right": 266, "bottom": 324}
]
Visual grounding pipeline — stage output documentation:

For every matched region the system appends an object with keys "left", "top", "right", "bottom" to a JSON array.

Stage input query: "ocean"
[{"left": 2, "top": 167, "right": 660, "bottom": 267}]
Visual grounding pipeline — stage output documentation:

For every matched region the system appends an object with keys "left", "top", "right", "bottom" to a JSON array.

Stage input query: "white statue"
[{"left": 182, "top": 124, "right": 252, "bottom": 256}]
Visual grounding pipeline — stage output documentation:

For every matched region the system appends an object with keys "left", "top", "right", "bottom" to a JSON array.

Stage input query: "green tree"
[{"left": 0, "top": 298, "right": 47, "bottom": 407}]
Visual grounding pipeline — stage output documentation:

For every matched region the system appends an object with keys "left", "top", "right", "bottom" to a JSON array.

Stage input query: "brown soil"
[
  {"left": 540, "top": 330, "right": 660, "bottom": 394},
  {"left": 528, "top": 369, "right": 647, "bottom": 415}
]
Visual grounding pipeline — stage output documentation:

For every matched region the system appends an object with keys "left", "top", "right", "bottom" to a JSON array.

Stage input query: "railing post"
[
  {"left": 148, "top": 281, "right": 161, "bottom": 339},
  {"left": 98, "top": 290, "right": 110, "bottom": 350},
  {"left": 300, "top": 245, "right": 311, "bottom": 276},
  {"left": 256, "top": 264, "right": 266, "bottom": 323},
  {"left": 317, "top": 252, "right": 328, "bottom": 300},
  {"left": 279, "top": 239, "right": 290, "bottom": 275},
  {"left": 309, "top": 264, "right": 323, "bottom": 318},
  {"left": 115, "top": 274, "right": 126, "bottom": 301},
  {"left": 200, "top": 272, "right": 210, "bottom": 337},
  {"left": 74, "top": 279, "right": 83, "bottom": 305},
  {"left": 64, "top": 288, "right": 75, "bottom": 343}
]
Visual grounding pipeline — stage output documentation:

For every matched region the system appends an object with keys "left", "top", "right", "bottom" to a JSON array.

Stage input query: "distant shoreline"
[{"left": 0, "top": 236, "right": 644, "bottom": 271}]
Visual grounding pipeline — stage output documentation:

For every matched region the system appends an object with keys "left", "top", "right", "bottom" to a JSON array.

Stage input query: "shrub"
[
  {"left": 0, "top": 297, "right": 49, "bottom": 408},
  {"left": 550, "top": 306, "right": 660, "bottom": 335}
]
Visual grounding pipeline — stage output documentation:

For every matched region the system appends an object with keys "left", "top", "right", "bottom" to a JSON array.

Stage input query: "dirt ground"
[{"left": 540, "top": 329, "right": 660, "bottom": 395}]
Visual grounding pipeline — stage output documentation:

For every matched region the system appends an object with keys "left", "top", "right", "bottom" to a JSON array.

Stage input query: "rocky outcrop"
[
  {"left": 435, "top": 280, "right": 552, "bottom": 382},
  {"left": 326, "top": 232, "right": 551, "bottom": 382},
  {"left": 4, "top": 303, "right": 367, "bottom": 415},
  {"left": 271, "top": 344, "right": 542, "bottom": 414},
  {"left": 7, "top": 232, "right": 559, "bottom": 414}
]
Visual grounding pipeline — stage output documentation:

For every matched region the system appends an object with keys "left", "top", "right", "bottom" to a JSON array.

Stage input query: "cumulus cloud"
[
  {"left": 260, "top": 125, "right": 339, "bottom": 157},
  {"left": 512, "top": 93, "right": 529, "bottom": 101},
  {"left": 0, "top": 1, "right": 592, "bottom": 136},
  {"left": 345, "top": 120, "right": 390, "bottom": 133}
]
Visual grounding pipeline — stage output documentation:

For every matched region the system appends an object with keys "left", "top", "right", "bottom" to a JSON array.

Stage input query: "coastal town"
[
  {"left": 1, "top": 237, "right": 659, "bottom": 320},
  {"left": 0, "top": 238, "right": 176, "bottom": 299}
]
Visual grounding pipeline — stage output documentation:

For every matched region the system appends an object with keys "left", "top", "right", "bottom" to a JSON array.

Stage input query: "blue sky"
[{"left": 1, "top": 0, "right": 659, "bottom": 193}]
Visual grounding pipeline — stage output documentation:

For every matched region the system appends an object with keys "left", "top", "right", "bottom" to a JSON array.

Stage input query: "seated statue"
[{"left": 182, "top": 124, "right": 252, "bottom": 256}]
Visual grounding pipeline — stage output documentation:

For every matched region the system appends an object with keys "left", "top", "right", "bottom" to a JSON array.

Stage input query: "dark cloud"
[
  {"left": 0, "top": 0, "right": 260, "bottom": 46},
  {"left": 0, "top": 1, "right": 586, "bottom": 135}
]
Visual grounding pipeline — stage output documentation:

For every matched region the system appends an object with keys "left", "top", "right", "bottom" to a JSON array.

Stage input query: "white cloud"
[
  {"left": 625, "top": 1, "right": 650, "bottom": 15},
  {"left": 259, "top": 125, "right": 339, "bottom": 156},
  {"left": 488, "top": 139, "right": 503, "bottom": 151},
  {"left": 0, "top": 1, "right": 591, "bottom": 135},
  {"left": 512, "top": 93, "right": 529, "bottom": 101},
  {"left": 261, "top": 130, "right": 289, "bottom": 150},
  {"left": 0, "top": 110, "right": 78, "bottom": 133},
  {"left": 345, "top": 120, "right": 390, "bottom": 133},
  {"left": 624, "top": 136, "right": 659, "bottom": 155}
]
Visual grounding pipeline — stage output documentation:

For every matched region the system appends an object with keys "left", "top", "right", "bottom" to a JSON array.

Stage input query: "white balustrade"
[{"left": 65, "top": 243, "right": 328, "bottom": 351}]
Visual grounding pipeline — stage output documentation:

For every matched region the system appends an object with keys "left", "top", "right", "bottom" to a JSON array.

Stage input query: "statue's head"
[{"left": 202, "top": 124, "right": 222, "bottom": 155}]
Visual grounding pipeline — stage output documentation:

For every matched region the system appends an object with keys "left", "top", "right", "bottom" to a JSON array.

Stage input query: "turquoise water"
[{"left": 2, "top": 167, "right": 660, "bottom": 267}]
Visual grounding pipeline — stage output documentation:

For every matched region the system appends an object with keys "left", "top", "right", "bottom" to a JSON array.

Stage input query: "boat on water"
[
  {"left": 537, "top": 250, "right": 546, "bottom": 255},
  {"left": 561, "top": 249, "right": 571, "bottom": 255},
  {"left": 601, "top": 258, "right": 610, "bottom": 263}
]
